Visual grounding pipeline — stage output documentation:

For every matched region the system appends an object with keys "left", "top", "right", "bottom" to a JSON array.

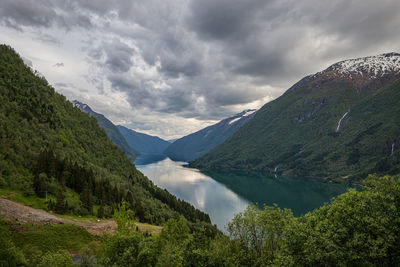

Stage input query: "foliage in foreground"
[
  {"left": 99, "top": 174, "right": 400, "bottom": 266},
  {"left": 2, "top": 174, "right": 399, "bottom": 266}
]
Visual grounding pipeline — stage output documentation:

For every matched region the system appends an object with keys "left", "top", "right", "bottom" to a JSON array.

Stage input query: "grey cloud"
[
  {"left": 107, "top": 74, "right": 152, "bottom": 106},
  {"left": 0, "top": 0, "right": 92, "bottom": 30},
  {"left": 72, "top": 0, "right": 114, "bottom": 16},
  {"left": 189, "top": 0, "right": 264, "bottom": 41},
  {"left": 300, "top": 0, "right": 400, "bottom": 57},
  {"left": 22, "top": 57, "right": 32, "bottom": 67},
  {"left": 104, "top": 41, "right": 134, "bottom": 73},
  {"left": 108, "top": 72, "right": 193, "bottom": 113},
  {"left": 35, "top": 33, "right": 61, "bottom": 44},
  {"left": 159, "top": 57, "right": 202, "bottom": 78},
  {"left": 186, "top": 0, "right": 300, "bottom": 80},
  {"left": 2, "top": 0, "right": 399, "bottom": 137},
  {"left": 54, "top": 82, "right": 69, "bottom": 88},
  {"left": 53, "top": 62, "right": 64, "bottom": 67},
  {"left": 0, "top": 0, "right": 56, "bottom": 28},
  {"left": 87, "top": 48, "right": 104, "bottom": 61},
  {"left": 187, "top": 0, "right": 400, "bottom": 80}
]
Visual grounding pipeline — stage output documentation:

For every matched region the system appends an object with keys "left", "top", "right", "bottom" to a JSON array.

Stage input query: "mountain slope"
[
  {"left": 164, "top": 110, "right": 256, "bottom": 162},
  {"left": 72, "top": 100, "right": 137, "bottom": 160},
  {"left": 0, "top": 44, "right": 210, "bottom": 224},
  {"left": 192, "top": 53, "right": 400, "bottom": 181},
  {"left": 117, "top": 125, "right": 170, "bottom": 155}
]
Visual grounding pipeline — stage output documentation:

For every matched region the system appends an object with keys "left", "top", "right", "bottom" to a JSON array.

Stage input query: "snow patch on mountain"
[
  {"left": 321, "top": 53, "right": 400, "bottom": 79},
  {"left": 227, "top": 109, "right": 256, "bottom": 125},
  {"left": 228, "top": 117, "right": 241, "bottom": 125},
  {"left": 242, "top": 110, "right": 256, "bottom": 117},
  {"left": 72, "top": 100, "right": 92, "bottom": 113}
]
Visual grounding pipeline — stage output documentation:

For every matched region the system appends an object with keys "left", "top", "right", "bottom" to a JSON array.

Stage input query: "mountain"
[
  {"left": 117, "top": 125, "right": 170, "bottom": 155},
  {"left": 164, "top": 109, "right": 256, "bottom": 162},
  {"left": 192, "top": 53, "right": 400, "bottom": 182},
  {"left": 0, "top": 44, "right": 210, "bottom": 224},
  {"left": 72, "top": 100, "right": 137, "bottom": 160}
]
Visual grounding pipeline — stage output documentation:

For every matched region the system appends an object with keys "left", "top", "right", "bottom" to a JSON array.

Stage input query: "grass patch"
[
  {"left": 11, "top": 223, "right": 99, "bottom": 253},
  {"left": 135, "top": 222, "right": 162, "bottom": 235},
  {"left": 0, "top": 187, "right": 49, "bottom": 210},
  {"left": 0, "top": 187, "right": 101, "bottom": 222}
]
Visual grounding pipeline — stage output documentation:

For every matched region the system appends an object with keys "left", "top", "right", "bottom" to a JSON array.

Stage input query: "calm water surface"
[{"left": 135, "top": 154, "right": 350, "bottom": 231}]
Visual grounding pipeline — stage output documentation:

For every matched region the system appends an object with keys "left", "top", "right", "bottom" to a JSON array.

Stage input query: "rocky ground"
[{"left": 0, "top": 197, "right": 116, "bottom": 236}]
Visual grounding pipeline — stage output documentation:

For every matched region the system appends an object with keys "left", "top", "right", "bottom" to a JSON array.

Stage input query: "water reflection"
[
  {"left": 134, "top": 154, "right": 167, "bottom": 165},
  {"left": 201, "top": 169, "right": 350, "bottom": 216},
  {"left": 136, "top": 156, "right": 249, "bottom": 230},
  {"left": 135, "top": 155, "right": 350, "bottom": 230}
]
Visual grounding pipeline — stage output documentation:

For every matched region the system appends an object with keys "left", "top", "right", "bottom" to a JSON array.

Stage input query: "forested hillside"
[
  {"left": 164, "top": 110, "right": 256, "bottom": 162},
  {"left": 72, "top": 100, "right": 137, "bottom": 160},
  {"left": 192, "top": 53, "right": 400, "bottom": 182},
  {"left": 0, "top": 45, "right": 209, "bottom": 225},
  {"left": 117, "top": 125, "right": 170, "bottom": 155}
]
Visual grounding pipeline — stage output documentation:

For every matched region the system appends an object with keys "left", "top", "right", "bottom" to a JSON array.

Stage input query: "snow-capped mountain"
[
  {"left": 324, "top": 52, "right": 400, "bottom": 79},
  {"left": 72, "top": 100, "right": 94, "bottom": 114},
  {"left": 286, "top": 53, "right": 400, "bottom": 96},
  {"left": 164, "top": 109, "right": 257, "bottom": 162},
  {"left": 191, "top": 52, "right": 400, "bottom": 180}
]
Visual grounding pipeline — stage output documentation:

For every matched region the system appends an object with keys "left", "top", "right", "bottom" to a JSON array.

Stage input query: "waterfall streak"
[{"left": 336, "top": 111, "right": 349, "bottom": 132}]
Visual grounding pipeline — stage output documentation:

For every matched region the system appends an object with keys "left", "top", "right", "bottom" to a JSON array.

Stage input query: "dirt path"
[{"left": 0, "top": 197, "right": 116, "bottom": 236}]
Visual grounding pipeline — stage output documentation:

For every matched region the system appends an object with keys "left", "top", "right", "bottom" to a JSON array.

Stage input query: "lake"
[{"left": 135, "top": 154, "right": 350, "bottom": 231}]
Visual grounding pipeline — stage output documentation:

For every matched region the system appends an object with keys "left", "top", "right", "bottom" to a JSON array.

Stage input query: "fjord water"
[{"left": 135, "top": 155, "right": 350, "bottom": 231}]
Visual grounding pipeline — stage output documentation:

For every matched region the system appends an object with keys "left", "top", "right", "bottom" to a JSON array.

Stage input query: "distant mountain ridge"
[
  {"left": 117, "top": 125, "right": 170, "bottom": 155},
  {"left": 72, "top": 100, "right": 137, "bottom": 160},
  {"left": 192, "top": 53, "right": 400, "bottom": 182},
  {"left": 164, "top": 109, "right": 256, "bottom": 162}
]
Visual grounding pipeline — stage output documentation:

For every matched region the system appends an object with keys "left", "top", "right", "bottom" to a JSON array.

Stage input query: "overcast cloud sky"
[{"left": 1, "top": 0, "right": 399, "bottom": 139}]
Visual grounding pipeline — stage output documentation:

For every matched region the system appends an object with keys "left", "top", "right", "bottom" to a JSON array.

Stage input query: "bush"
[
  {"left": 0, "top": 219, "right": 27, "bottom": 266},
  {"left": 37, "top": 250, "right": 73, "bottom": 267}
]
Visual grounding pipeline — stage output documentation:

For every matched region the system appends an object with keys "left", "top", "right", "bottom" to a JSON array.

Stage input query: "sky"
[{"left": 1, "top": 0, "right": 399, "bottom": 139}]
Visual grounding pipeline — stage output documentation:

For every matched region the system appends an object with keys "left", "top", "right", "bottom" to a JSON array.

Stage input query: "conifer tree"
[{"left": 55, "top": 189, "right": 66, "bottom": 214}]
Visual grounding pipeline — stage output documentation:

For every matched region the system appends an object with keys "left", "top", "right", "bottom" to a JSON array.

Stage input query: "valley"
[{"left": 1, "top": 42, "right": 400, "bottom": 265}]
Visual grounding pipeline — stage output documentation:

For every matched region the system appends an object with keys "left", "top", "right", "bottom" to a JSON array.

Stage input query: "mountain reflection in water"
[{"left": 135, "top": 155, "right": 350, "bottom": 231}]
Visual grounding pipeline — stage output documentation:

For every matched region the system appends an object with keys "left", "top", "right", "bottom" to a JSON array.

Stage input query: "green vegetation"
[
  {"left": 72, "top": 100, "right": 137, "bottom": 160},
  {"left": 11, "top": 223, "right": 97, "bottom": 253},
  {"left": 0, "top": 44, "right": 210, "bottom": 225},
  {"left": 3, "top": 174, "right": 397, "bottom": 266},
  {"left": 0, "top": 218, "right": 99, "bottom": 267},
  {"left": 117, "top": 125, "right": 170, "bottom": 155},
  {"left": 164, "top": 110, "right": 255, "bottom": 162},
  {"left": 97, "top": 174, "right": 400, "bottom": 266},
  {"left": 0, "top": 219, "right": 27, "bottom": 266},
  {"left": 0, "top": 187, "right": 49, "bottom": 210},
  {"left": 192, "top": 70, "right": 400, "bottom": 182}
]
